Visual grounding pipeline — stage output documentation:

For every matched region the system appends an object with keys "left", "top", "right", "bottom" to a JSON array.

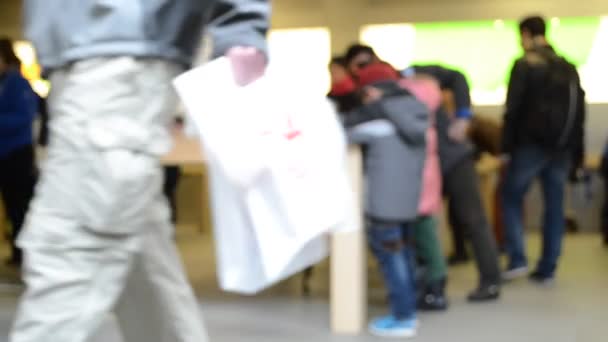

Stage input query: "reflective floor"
[{"left": 0, "top": 226, "right": 607, "bottom": 342}]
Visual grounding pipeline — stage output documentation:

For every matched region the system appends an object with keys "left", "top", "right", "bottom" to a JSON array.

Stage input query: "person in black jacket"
[
  {"left": 405, "top": 65, "right": 501, "bottom": 301},
  {"left": 501, "top": 16, "right": 586, "bottom": 285}
]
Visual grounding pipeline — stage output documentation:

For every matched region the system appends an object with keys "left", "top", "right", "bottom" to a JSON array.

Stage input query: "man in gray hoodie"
[{"left": 11, "top": 1, "right": 269, "bottom": 342}]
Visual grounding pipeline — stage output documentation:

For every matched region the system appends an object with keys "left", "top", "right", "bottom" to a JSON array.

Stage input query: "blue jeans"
[
  {"left": 368, "top": 220, "right": 416, "bottom": 319},
  {"left": 502, "top": 146, "right": 569, "bottom": 277}
]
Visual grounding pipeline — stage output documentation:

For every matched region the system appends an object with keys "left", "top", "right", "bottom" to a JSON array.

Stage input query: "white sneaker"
[{"left": 502, "top": 266, "right": 529, "bottom": 281}]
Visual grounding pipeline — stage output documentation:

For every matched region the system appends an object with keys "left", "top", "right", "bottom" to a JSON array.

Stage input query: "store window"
[{"left": 361, "top": 16, "right": 608, "bottom": 105}]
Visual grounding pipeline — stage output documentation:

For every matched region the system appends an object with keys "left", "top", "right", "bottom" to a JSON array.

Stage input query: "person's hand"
[
  {"left": 568, "top": 166, "right": 587, "bottom": 183},
  {"left": 170, "top": 119, "right": 184, "bottom": 136},
  {"left": 226, "top": 46, "right": 267, "bottom": 86},
  {"left": 362, "top": 86, "right": 383, "bottom": 104},
  {"left": 448, "top": 118, "right": 471, "bottom": 143}
]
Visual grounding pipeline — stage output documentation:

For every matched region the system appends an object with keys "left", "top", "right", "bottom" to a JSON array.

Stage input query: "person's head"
[
  {"left": 519, "top": 16, "right": 547, "bottom": 50},
  {"left": 356, "top": 62, "right": 399, "bottom": 88},
  {"left": 345, "top": 44, "right": 378, "bottom": 75},
  {"left": 329, "top": 56, "right": 349, "bottom": 84},
  {"left": 0, "top": 37, "right": 21, "bottom": 75}
]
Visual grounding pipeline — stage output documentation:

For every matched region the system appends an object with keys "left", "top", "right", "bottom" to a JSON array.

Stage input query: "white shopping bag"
[{"left": 173, "top": 58, "right": 356, "bottom": 294}]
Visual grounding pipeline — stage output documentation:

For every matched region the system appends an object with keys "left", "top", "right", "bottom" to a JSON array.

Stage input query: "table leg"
[
  {"left": 199, "top": 166, "right": 213, "bottom": 233},
  {"left": 331, "top": 147, "right": 366, "bottom": 335}
]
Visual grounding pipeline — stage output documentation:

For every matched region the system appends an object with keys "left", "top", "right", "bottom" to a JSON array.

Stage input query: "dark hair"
[
  {"left": 0, "top": 37, "right": 21, "bottom": 68},
  {"left": 345, "top": 44, "right": 376, "bottom": 64},
  {"left": 330, "top": 55, "right": 347, "bottom": 67},
  {"left": 519, "top": 16, "right": 546, "bottom": 37}
]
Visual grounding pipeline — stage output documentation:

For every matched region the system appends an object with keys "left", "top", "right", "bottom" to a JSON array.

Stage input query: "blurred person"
[
  {"left": 601, "top": 141, "right": 608, "bottom": 247},
  {"left": 342, "top": 63, "right": 429, "bottom": 337},
  {"left": 0, "top": 37, "right": 38, "bottom": 268},
  {"left": 344, "top": 44, "right": 384, "bottom": 76},
  {"left": 402, "top": 65, "right": 501, "bottom": 301},
  {"left": 164, "top": 117, "right": 185, "bottom": 225},
  {"left": 328, "top": 59, "right": 449, "bottom": 309},
  {"left": 163, "top": 166, "right": 181, "bottom": 224},
  {"left": 36, "top": 94, "right": 49, "bottom": 147},
  {"left": 343, "top": 46, "right": 500, "bottom": 301},
  {"left": 399, "top": 76, "right": 449, "bottom": 311},
  {"left": 501, "top": 16, "right": 586, "bottom": 285},
  {"left": 328, "top": 56, "right": 359, "bottom": 113},
  {"left": 11, "top": 1, "right": 269, "bottom": 342},
  {"left": 468, "top": 114, "right": 503, "bottom": 159},
  {"left": 404, "top": 66, "right": 472, "bottom": 264},
  {"left": 467, "top": 114, "right": 507, "bottom": 249}
]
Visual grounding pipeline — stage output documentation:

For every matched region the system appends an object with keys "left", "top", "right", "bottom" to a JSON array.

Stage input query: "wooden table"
[
  {"left": 162, "top": 133, "right": 212, "bottom": 234},
  {"left": 8, "top": 137, "right": 593, "bottom": 335},
  {"left": 163, "top": 135, "right": 367, "bottom": 334}
]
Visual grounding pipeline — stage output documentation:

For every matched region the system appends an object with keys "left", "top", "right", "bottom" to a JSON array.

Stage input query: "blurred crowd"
[{"left": 327, "top": 15, "right": 588, "bottom": 337}]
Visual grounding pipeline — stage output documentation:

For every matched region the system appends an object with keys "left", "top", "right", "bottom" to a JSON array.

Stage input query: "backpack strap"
[{"left": 557, "top": 79, "right": 579, "bottom": 148}]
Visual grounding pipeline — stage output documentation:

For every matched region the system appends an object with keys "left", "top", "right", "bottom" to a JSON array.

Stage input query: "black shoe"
[
  {"left": 417, "top": 278, "right": 449, "bottom": 311},
  {"left": 448, "top": 254, "right": 470, "bottom": 266},
  {"left": 529, "top": 271, "right": 555, "bottom": 287},
  {"left": 467, "top": 284, "right": 500, "bottom": 302}
]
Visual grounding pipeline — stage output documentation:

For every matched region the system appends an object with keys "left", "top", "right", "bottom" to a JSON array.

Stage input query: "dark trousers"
[
  {"left": 0, "top": 145, "right": 37, "bottom": 263},
  {"left": 444, "top": 157, "right": 501, "bottom": 286},
  {"left": 502, "top": 146, "right": 569, "bottom": 277},
  {"left": 368, "top": 220, "right": 417, "bottom": 319},
  {"left": 163, "top": 166, "right": 181, "bottom": 224},
  {"left": 448, "top": 203, "right": 467, "bottom": 258}
]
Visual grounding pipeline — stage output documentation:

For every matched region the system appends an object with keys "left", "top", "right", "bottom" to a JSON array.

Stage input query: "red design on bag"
[
  {"left": 285, "top": 117, "right": 301, "bottom": 140},
  {"left": 260, "top": 116, "right": 302, "bottom": 140}
]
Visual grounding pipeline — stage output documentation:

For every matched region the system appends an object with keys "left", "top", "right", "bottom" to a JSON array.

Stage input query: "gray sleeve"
[
  {"left": 207, "top": 0, "right": 270, "bottom": 58},
  {"left": 346, "top": 129, "right": 370, "bottom": 145},
  {"left": 347, "top": 120, "right": 395, "bottom": 145},
  {"left": 346, "top": 123, "right": 375, "bottom": 145},
  {"left": 380, "top": 97, "right": 429, "bottom": 146}
]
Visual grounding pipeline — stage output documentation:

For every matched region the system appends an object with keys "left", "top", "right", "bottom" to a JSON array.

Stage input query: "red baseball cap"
[{"left": 356, "top": 63, "right": 400, "bottom": 87}]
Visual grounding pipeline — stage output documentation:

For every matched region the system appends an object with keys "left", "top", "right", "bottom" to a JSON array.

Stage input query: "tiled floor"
[{"left": 0, "top": 226, "right": 607, "bottom": 342}]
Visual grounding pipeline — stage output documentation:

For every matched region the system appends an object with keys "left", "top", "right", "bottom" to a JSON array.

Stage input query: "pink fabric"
[
  {"left": 417, "top": 127, "right": 442, "bottom": 215},
  {"left": 399, "top": 78, "right": 441, "bottom": 114},
  {"left": 399, "top": 78, "right": 443, "bottom": 215}
]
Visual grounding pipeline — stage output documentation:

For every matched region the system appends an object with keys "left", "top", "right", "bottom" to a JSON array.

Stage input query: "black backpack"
[{"left": 526, "top": 49, "right": 581, "bottom": 150}]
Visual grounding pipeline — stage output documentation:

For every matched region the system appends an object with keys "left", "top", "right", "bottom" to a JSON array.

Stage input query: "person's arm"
[
  {"left": 342, "top": 102, "right": 383, "bottom": 128},
  {"left": 501, "top": 59, "right": 528, "bottom": 155},
  {"left": 571, "top": 83, "right": 586, "bottom": 173},
  {"left": 411, "top": 65, "right": 472, "bottom": 142},
  {"left": 380, "top": 96, "right": 429, "bottom": 146},
  {"left": 207, "top": 0, "right": 270, "bottom": 58},
  {"left": 0, "top": 75, "right": 38, "bottom": 133},
  {"left": 601, "top": 140, "right": 608, "bottom": 178},
  {"left": 412, "top": 65, "right": 472, "bottom": 118}
]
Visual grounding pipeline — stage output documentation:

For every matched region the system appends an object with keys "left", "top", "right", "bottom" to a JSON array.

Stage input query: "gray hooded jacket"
[
  {"left": 23, "top": 0, "right": 270, "bottom": 70},
  {"left": 344, "top": 83, "right": 429, "bottom": 222}
]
